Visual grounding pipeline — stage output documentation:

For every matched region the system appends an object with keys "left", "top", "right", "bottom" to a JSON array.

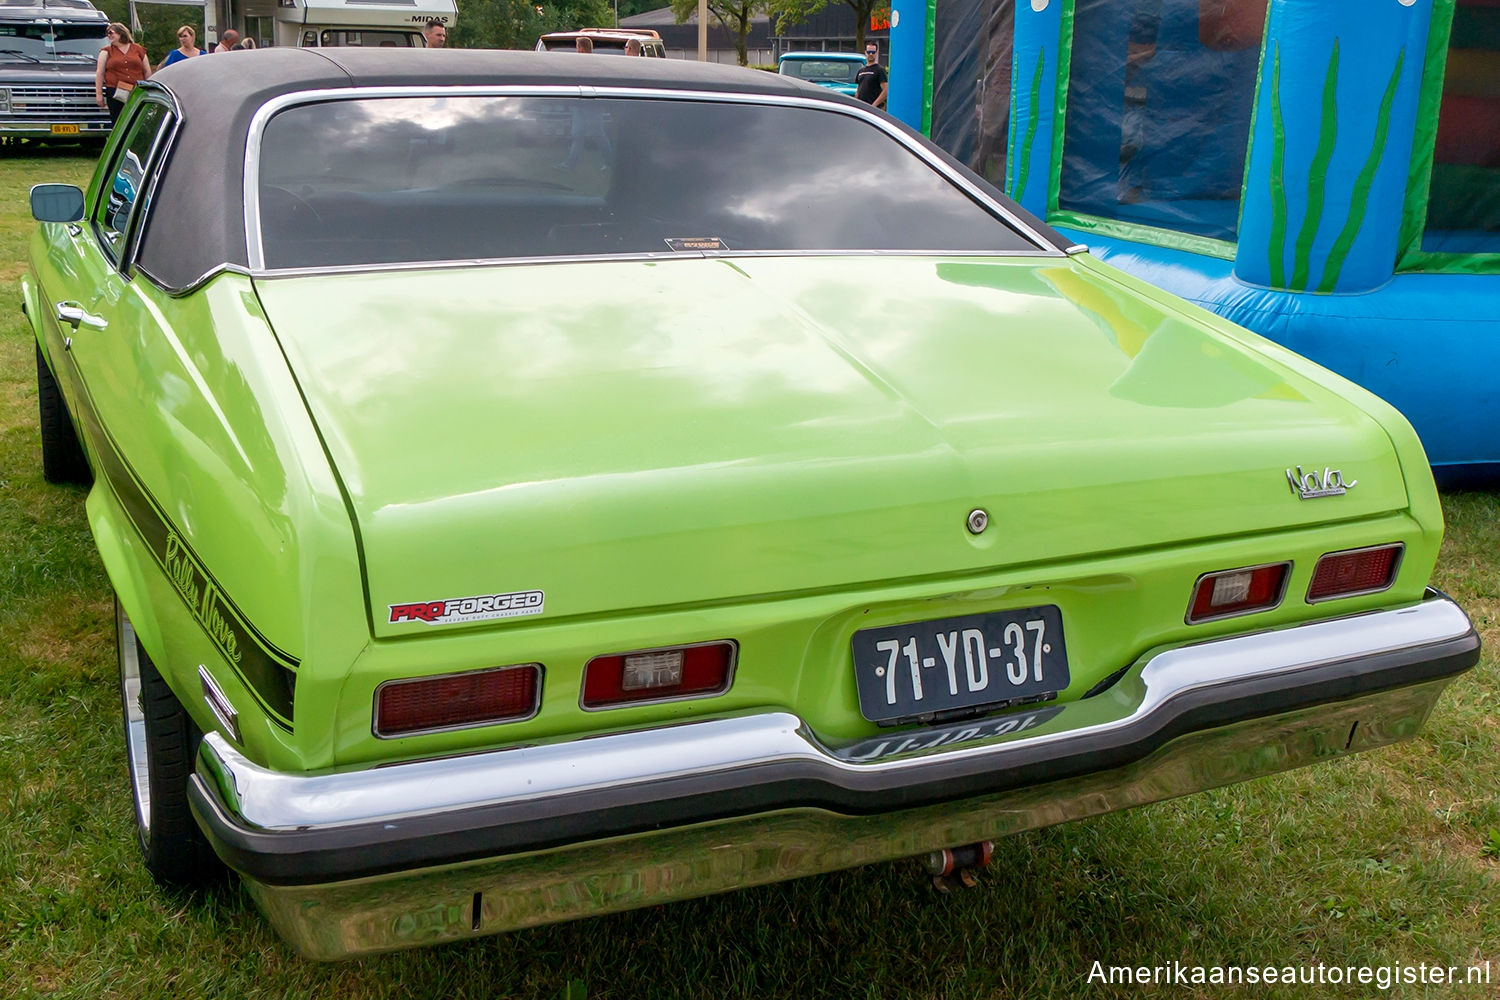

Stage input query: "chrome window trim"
[
  {"left": 121, "top": 93, "right": 183, "bottom": 272},
  {"left": 138, "top": 261, "right": 254, "bottom": 298},
  {"left": 242, "top": 85, "right": 1062, "bottom": 272},
  {"left": 91, "top": 96, "right": 178, "bottom": 272},
  {"left": 246, "top": 249, "right": 1056, "bottom": 282}
]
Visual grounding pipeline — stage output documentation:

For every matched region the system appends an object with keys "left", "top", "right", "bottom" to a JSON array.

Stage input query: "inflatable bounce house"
[{"left": 888, "top": 0, "right": 1499, "bottom": 483}]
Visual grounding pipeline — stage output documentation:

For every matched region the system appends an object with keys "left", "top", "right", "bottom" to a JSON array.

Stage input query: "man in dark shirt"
[{"left": 855, "top": 41, "right": 888, "bottom": 108}]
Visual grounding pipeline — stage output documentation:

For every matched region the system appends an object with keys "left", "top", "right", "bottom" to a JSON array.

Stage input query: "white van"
[{"left": 202, "top": 0, "right": 455, "bottom": 50}]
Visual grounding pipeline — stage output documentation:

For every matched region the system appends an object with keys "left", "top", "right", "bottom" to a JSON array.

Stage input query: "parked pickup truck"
[{"left": 0, "top": 0, "right": 112, "bottom": 143}]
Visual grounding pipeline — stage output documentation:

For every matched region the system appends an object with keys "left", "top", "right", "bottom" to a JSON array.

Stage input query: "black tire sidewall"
[
  {"left": 35, "top": 343, "right": 92, "bottom": 486},
  {"left": 116, "top": 601, "right": 222, "bottom": 887}
]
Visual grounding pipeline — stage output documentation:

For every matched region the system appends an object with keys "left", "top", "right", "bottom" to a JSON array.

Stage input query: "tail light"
[
  {"left": 1307, "top": 543, "right": 1403, "bottom": 603},
  {"left": 374, "top": 663, "right": 541, "bottom": 737},
  {"left": 1186, "top": 562, "right": 1291, "bottom": 624},
  {"left": 582, "top": 641, "right": 736, "bottom": 709}
]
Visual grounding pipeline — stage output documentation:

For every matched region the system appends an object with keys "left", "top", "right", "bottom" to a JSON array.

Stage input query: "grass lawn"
[{"left": 0, "top": 151, "right": 1496, "bottom": 999}]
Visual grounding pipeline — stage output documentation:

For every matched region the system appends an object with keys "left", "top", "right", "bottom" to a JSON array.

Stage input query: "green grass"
[{"left": 1, "top": 152, "right": 1496, "bottom": 999}]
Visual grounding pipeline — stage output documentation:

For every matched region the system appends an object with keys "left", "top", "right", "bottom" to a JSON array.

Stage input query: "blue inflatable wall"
[{"left": 890, "top": 0, "right": 1500, "bottom": 483}]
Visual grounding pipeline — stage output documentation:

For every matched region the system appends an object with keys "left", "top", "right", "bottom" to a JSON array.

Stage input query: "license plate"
[
  {"left": 50, "top": 124, "right": 79, "bottom": 135},
  {"left": 852, "top": 605, "right": 1069, "bottom": 723}
]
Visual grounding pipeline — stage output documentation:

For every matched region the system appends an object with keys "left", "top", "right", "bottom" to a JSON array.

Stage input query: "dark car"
[{"left": 0, "top": 0, "right": 112, "bottom": 142}]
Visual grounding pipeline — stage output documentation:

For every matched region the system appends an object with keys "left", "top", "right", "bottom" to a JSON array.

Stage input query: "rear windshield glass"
[{"left": 256, "top": 95, "right": 1037, "bottom": 268}]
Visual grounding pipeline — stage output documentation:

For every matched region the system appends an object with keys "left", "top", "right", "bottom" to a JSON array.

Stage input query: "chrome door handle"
[{"left": 56, "top": 302, "right": 107, "bottom": 331}]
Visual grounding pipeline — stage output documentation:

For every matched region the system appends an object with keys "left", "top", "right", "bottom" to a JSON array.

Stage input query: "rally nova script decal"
[
  {"left": 164, "top": 531, "right": 244, "bottom": 666},
  {"left": 389, "top": 590, "right": 545, "bottom": 625}
]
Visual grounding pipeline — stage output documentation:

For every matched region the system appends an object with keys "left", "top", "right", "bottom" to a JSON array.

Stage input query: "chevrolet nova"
[{"left": 21, "top": 49, "right": 1480, "bottom": 959}]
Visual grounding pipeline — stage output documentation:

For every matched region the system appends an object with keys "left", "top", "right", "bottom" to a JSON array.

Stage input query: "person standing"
[
  {"left": 575, "top": 36, "right": 593, "bottom": 53},
  {"left": 94, "top": 23, "right": 150, "bottom": 124},
  {"left": 422, "top": 19, "right": 446, "bottom": 47},
  {"left": 855, "top": 40, "right": 888, "bottom": 108},
  {"left": 624, "top": 37, "right": 643, "bottom": 56},
  {"left": 213, "top": 30, "right": 240, "bottom": 53},
  {"left": 158, "top": 26, "right": 203, "bottom": 70}
]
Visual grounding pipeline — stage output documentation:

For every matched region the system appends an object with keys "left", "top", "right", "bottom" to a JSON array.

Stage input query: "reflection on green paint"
[
  {"left": 1268, "top": 45, "right": 1288, "bottom": 289},
  {"left": 1293, "top": 42, "right": 1340, "bottom": 291},
  {"left": 1319, "top": 50, "right": 1404, "bottom": 293},
  {"left": 1016, "top": 48, "right": 1045, "bottom": 205}
]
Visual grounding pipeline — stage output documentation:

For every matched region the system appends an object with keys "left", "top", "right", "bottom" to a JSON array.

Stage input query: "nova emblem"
[{"left": 1286, "top": 465, "right": 1357, "bottom": 500}]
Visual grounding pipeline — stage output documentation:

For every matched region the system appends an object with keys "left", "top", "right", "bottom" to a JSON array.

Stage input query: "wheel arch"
[{"left": 87, "top": 488, "right": 175, "bottom": 698}]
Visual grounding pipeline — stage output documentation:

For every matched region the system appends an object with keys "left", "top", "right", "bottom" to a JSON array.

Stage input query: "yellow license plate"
[{"left": 50, "top": 124, "right": 80, "bottom": 136}]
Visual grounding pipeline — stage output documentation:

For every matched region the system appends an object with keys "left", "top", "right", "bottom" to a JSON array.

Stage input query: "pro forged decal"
[{"left": 389, "top": 590, "right": 545, "bottom": 626}]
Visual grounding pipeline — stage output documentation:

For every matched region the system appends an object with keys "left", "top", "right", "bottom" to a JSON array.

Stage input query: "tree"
[
  {"left": 768, "top": 0, "right": 881, "bottom": 51},
  {"left": 95, "top": 0, "right": 198, "bottom": 66},
  {"left": 670, "top": 0, "right": 763, "bottom": 66},
  {"left": 615, "top": 0, "right": 660, "bottom": 20},
  {"left": 453, "top": 0, "right": 615, "bottom": 50}
]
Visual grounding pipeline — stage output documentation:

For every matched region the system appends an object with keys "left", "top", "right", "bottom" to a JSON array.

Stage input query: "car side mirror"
[{"left": 30, "top": 184, "right": 86, "bottom": 223}]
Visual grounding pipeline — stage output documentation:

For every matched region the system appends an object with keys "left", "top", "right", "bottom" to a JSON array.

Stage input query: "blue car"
[{"left": 777, "top": 52, "right": 865, "bottom": 97}]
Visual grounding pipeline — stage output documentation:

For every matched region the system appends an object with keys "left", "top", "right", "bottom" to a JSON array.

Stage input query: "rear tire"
[
  {"left": 117, "top": 600, "right": 222, "bottom": 887},
  {"left": 35, "top": 344, "right": 91, "bottom": 485}
]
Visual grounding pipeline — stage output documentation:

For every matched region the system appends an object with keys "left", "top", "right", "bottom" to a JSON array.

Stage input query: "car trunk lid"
[{"left": 252, "top": 255, "right": 1409, "bottom": 638}]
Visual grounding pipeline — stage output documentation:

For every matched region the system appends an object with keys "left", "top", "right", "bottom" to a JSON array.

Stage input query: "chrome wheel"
[
  {"left": 113, "top": 596, "right": 222, "bottom": 886},
  {"left": 117, "top": 603, "right": 151, "bottom": 833}
]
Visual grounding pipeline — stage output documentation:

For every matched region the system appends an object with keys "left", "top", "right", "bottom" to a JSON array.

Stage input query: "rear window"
[
  {"left": 780, "top": 58, "right": 861, "bottom": 85},
  {"left": 255, "top": 95, "right": 1038, "bottom": 269}
]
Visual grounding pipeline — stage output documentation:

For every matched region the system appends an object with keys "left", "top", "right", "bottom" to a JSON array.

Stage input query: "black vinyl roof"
[{"left": 133, "top": 48, "right": 1064, "bottom": 288}]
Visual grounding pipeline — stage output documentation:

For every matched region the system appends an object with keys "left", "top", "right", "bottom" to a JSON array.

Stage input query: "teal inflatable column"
[
  {"left": 1235, "top": 0, "right": 1434, "bottom": 293},
  {"left": 888, "top": 0, "right": 929, "bottom": 128},
  {"left": 1009, "top": 0, "right": 1068, "bottom": 217}
]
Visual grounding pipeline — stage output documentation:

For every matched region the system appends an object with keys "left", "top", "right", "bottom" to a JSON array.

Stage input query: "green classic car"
[{"left": 22, "top": 50, "right": 1480, "bottom": 960}]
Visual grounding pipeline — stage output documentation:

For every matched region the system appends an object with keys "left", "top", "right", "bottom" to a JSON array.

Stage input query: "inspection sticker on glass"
[{"left": 665, "top": 236, "right": 729, "bottom": 252}]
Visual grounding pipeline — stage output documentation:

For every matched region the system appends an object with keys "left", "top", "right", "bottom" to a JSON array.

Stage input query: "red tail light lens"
[
  {"left": 1186, "top": 562, "right": 1291, "bottom": 624},
  {"left": 1307, "top": 544, "right": 1403, "bottom": 603},
  {"left": 582, "top": 641, "right": 736, "bottom": 709},
  {"left": 375, "top": 664, "right": 541, "bottom": 737}
]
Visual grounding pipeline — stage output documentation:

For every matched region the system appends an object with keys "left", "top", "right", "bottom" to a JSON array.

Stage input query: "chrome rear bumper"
[{"left": 190, "top": 594, "right": 1479, "bottom": 959}]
